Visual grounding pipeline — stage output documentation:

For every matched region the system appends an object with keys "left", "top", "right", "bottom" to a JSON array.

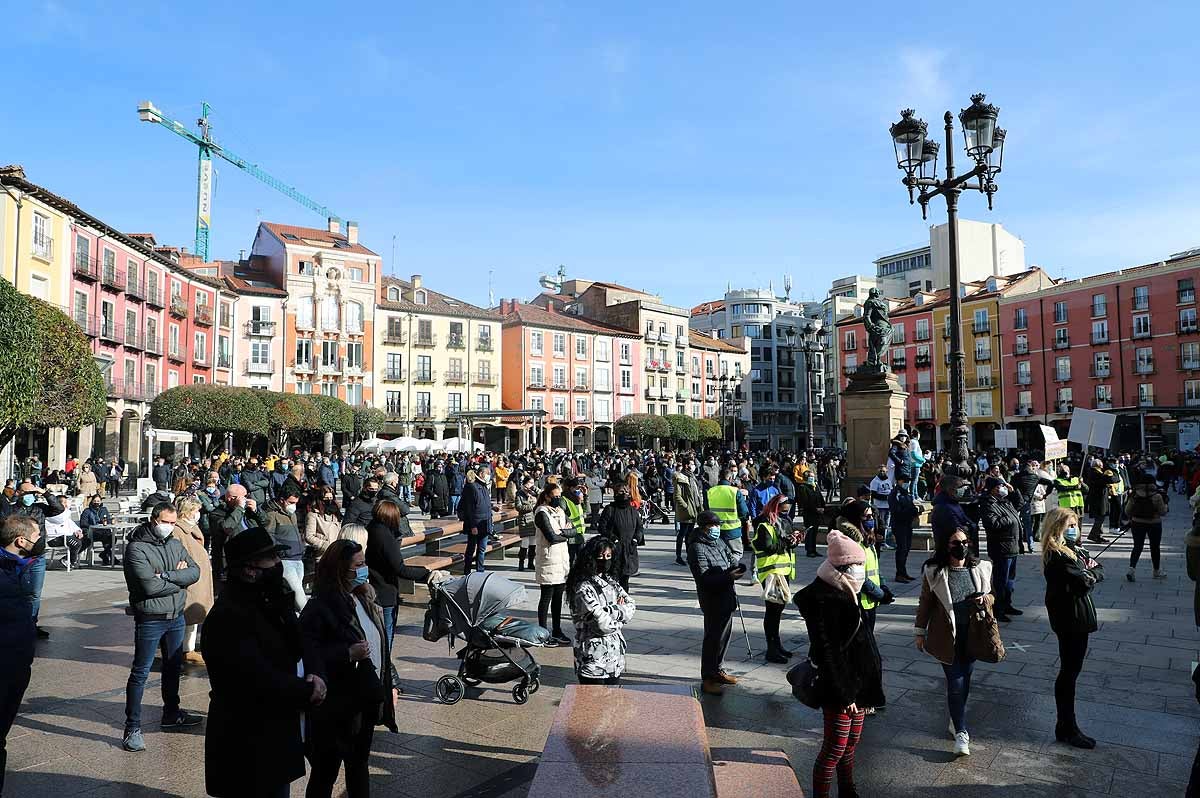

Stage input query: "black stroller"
[{"left": 423, "top": 571, "right": 549, "bottom": 706}]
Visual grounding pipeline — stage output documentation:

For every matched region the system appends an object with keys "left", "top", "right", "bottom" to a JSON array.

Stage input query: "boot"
[
  {"left": 517, "top": 549, "right": 527, "bottom": 571},
  {"left": 836, "top": 774, "right": 861, "bottom": 798},
  {"left": 1055, "top": 720, "right": 1096, "bottom": 749},
  {"left": 701, "top": 678, "right": 726, "bottom": 696},
  {"left": 777, "top": 638, "right": 795, "bottom": 657},
  {"left": 765, "top": 638, "right": 789, "bottom": 664}
]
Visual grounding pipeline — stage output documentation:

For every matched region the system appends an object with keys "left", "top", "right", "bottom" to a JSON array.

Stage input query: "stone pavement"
[{"left": 8, "top": 500, "right": 1200, "bottom": 797}]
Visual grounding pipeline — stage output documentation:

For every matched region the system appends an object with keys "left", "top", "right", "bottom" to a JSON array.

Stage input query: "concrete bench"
[
  {"left": 529, "top": 684, "right": 716, "bottom": 798},
  {"left": 712, "top": 748, "right": 805, "bottom": 798}
]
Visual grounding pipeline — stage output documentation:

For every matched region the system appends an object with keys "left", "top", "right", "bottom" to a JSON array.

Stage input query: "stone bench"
[
  {"left": 396, "top": 509, "right": 520, "bottom": 593},
  {"left": 712, "top": 748, "right": 805, "bottom": 797}
]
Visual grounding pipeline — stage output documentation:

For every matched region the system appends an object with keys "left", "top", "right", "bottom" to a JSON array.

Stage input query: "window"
[
  {"left": 1180, "top": 278, "right": 1195, "bottom": 304},
  {"left": 416, "top": 355, "right": 432, "bottom": 380},
  {"left": 322, "top": 341, "right": 339, "bottom": 367},
  {"left": 31, "top": 212, "right": 51, "bottom": 259},
  {"left": 619, "top": 342, "right": 631, "bottom": 363},
  {"left": 1096, "top": 384, "right": 1113, "bottom": 406},
  {"left": 194, "top": 332, "right": 207, "bottom": 361},
  {"left": 575, "top": 367, "right": 587, "bottom": 388},
  {"left": 414, "top": 290, "right": 427, "bottom": 305},
  {"left": 596, "top": 338, "right": 611, "bottom": 361},
  {"left": 416, "top": 392, "right": 432, "bottom": 416},
  {"left": 478, "top": 324, "right": 492, "bottom": 347},
  {"left": 295, "top": 339, "right": 312, "bottom": 366},
  {"left": 1057, "top": 387, "right": 1073, "bottom": 411},
  {"left": 417, "top": 319, "right": 433, "bottom": 343},
  {"left": 167, "top": 371, "right": 179, "bottom": 389},
  {"left": 1183, "top": 342, "right": 1200, "bottom": 370},
  {"left": 916, "top": 345, "right": 930, "bottom": 364},
  {"left": 295, "top": 300, "right": 314, "bottom": 329},
  {"left": 1135, "top": 347, "right": 1154, "bottom": 374},
  {"left": 1055, "top": 328, "right": 1070, "bottom": 348},
  {"left": 1054, "top": 301, "right": 1068, "bottom": 324},
  {"left": 1181, "top": 308, "right": 1198, "bottom": 332},
  {"left": 620, "top": 369, "right": 631, "bottom": 390},
  {"left": 321, "top": 381, "right": 337, "bottom": 397},
  {"left": 217, "top": 336, "right": 234, "bottom": 369},
  {"left": 974, "top": 338, "right": 991, "bottom": 361},
  {"left": 918, "top": 397, "right": 932, "bottom": 419},
  {"left": 1138, "top": 383, "right": 1154, "bottom": 406},
  {"left": 348, "top": 267, "right": 363, "bottom": 282},
  {"left": 72, "top": 291, "right": 88, "bottom": 327},
  {"left": 122, "top": 309, "right": 137, "bottom": 345},
  {"left": 575, "top": 398, "right": 588, "bottom": 420},
  {"left": 346, "top": 342, "right": 363, "bottom": 368},
  {"left": 916, "top": 318, "right": 931, "bottom": 340},
  {"left": 552, "top": 398, "right": 566, "bottom": 421},
  {"left": 383, "top": 390, "right": 401, "bottom": 413},
  {"left": 1186, "top": 381, "right": 1200, "bottom": 407},
  {"left": 1133, "top": 314, "right": 1151, "bottom": 338},
  {"left": 345, "top": 383, "right": 362, "bottom": 406},
  {"left": 104, "top": 250, "right": 118, "bottom": 283},
  {"left": 1017, "top": 390, "right": 1032, "bottom": 411},
  {"left": 298, "top": 260, "right": 315, "bottom": 276},
  {"left": 1092, "top": 320, "right": 1109, "bottom": 343},
  {"left": 892, "top": 323, "right": 905, "bottom": 343},
  {"left": 596, "top": 398, "right": 611, "bottom": 422},
  {"left": 1013, "top": 308, "right": 1028, "bottom": 330},
  {"left": 552, "top": 366, "right": 566, "bottom": 387},
  {"left": 345, "top": 302, "right": 363, "bottom": 334},
  {"left": 478, "top": 359, "right": 492, "bottom": 380},
  {"left": 529, "top": 396, "right": 543, "bottom": 412},
  {"left": 1017, "top": 361, "right": 1032, "bottom": 384},
  {"left": 843, "top": 331, "right": 857, "bottom": 351},
  {"left": 126, "top": 261, "right": 139, "bottom": 293},
  {"left": 975, "top": 365, "right": 992, "bottom": 388},
  {"left": 219, "top": 302, "right": 232, "bottom": 328},
  {"left": 1092, "top": 294, "right": 1107, "bottom": 317},
  {"left": 447, "top": 393, "right": 462, "bottom": 413},
  {"left": 1133, "top": 285, "right": 1150, "bottom": 310},
  {"left": 576, "top": 337, "right": 587, "bottom": 358},
  {"left": 552, "top": 333, "right": 566, "bottom": 357},
  {"left": 1093, "top": 352, "right": 1110, "bottom": 377},
  {"left": 530, "top": 331, "right": 544, "bottom": 355},
  {"left": 75, "top": 235, "right": 89, "bottom": 268},
  {"left": 973, "top": 308, "right": 989, "bottom": 332},
  {"left": 967, "top": 392, "right": 993, "bottom": 418},
  {"left": 146, "top": 270, "right": 158, "bottom": 301},
  {"left": 296, "top": 380, "right": 313, "bottom": 395},
  {"left": 844, "top": 355, "right": 857, "bottom": 374},
  {"left": 321, "top": 296, "right": 340, "bottom": 330},
  {"left": 193, "top": 375, "right": 206, "bottom": 385},
  {"left": 530, "top": 365, "right": 544, "bottom": 386},
  {"left": 145, "top": 363, "right": 157, "bottom": 391},
  {"left": 146, "top": 317, "right": 158, "bottom": 347},
  {"left": 476, "top": 394, "right": 491, "bottom": 411},
  {"left": 1014, "top": 334, "right": 1028, "bottom": 355},
  {"left": 1055, "top": 356, "right": 1071, "bottom": 381},
  {"left": 890, "top": 347, "right": 906, "bottom": 366},
  {"left": 448, "top": 322, "right": 464, "bottom": 347},
  {"left": 386, "top": 352, "right": 403, "bottom": 376}
]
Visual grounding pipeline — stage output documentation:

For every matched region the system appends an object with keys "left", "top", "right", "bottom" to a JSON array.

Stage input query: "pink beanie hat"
[{"left": 825, "top": 530, "right": 865, "bottom": 567}]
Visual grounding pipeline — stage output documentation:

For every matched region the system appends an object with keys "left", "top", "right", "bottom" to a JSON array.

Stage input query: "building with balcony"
[
  {"left": 1000, "top": 250, "right": 1200, "bottom": 451},
  {"left": 688, "top": 331, "right": 752, "bottom": 442},
  {"left": 500, "top": 299, "right": 642, "bottom": 450},
  {"left": 248, "top": 220, "right": 379, "bottom": 408},
  {"left": 376, "top": 275, "right": 502, "bottom": 444}
]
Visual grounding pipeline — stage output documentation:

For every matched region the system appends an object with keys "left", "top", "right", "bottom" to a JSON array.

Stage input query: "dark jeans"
[
  {"left": 943, "top": 660, "right": 975, "bottom": 733},
  {"left": 676, "top": 522, "right": 694, "bottom": 559},
  {"left": 538, "top": 584, "right": 565, "bottom": 635},
  {"left": 804, "top": 519, "right": 820, "bottom": 556},
  {"left": 27, "top": 556, "right": 45, "bottom": 622},
  {"left": 0, "top": 661, "right": 32, "bottom": 796},
  {"left": 700, "top": 607, "right": 734, "bottom": 679},
  {"left": 1130, "top": 522, "right": 1163, "bottom": 570},
  {"left": 306, "top": 716, "right": 375, "bottom": 798},
  {"left": 1054, "top": 631, "right": 1089, "bottom": 728},
  {"left": 1089, "top": 512, "right": 1106, "bottom": 540},
  {"left": 1032, "top": 512, "right": 1045, "bottom": 542},
  {"left": 125, "top": 615, "right": 185, "bottom": 731},
  {"left": 991, "top": 555, "right": 1017, "bottom": 613},
  {"left": 578, "top": 675, "right": 621, "bottom": 685},
  {"left": 382, "top": 605, "right": 396, "bottom": 649},
  {"left": 764, "top": 599, "right": 784, "bottom": 641},
  {"left": 462, "top": 521, "right": 490, "bottom": 574},
  {"left": 568, "top": 542, "right": 581, "bottom": 568},
  {"left": 1109, "top": 498, "right": 1123, "bottom": 530},
  {"left": 1020, "top": 505, "right": 1034, "bottom": 551},
  {"left": 893, "top": 525, "right": 913, "bottom": 577}
]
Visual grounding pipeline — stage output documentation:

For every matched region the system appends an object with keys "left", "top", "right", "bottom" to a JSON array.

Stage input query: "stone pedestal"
[{"left": 840, "top": 367, "right": 909, "bottom": 498}]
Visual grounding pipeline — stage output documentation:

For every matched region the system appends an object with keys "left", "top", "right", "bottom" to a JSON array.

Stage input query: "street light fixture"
[
  {"left": 798, "top": 321, "right": 828, "bottom": 451},
  {"left": 889, "top": 92, "right": 1005, "bottom": 480},
  {"left": 717, "top": 374, "right": 745, "bottom": 450}
]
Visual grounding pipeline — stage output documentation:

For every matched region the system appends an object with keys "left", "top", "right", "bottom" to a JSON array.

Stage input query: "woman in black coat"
[
  {"left": 687, "top": 510, "right": 743, "bottom": 697},
  {"left": 597, "top": 485, "right": 644, "bottom": 592},
  {"left": 365, "top": 500, "right": 432, "bottom": 646},
  {"left": 424, "top": 465, "right": 450, "bottom": 519},
  {"left": 979, "top": 475, "right": 1023, "bottom": 622},
  {"left": 201, "top": 529, "right": 325, "bottom": 798},
  {"left": 793, "top": 529, "right": 883, "bottom": 798},
  {"left": 300, "top": 540, "right": 399, "bottom": 798},
  {"left": 1042, "top": 507, "right": 1100, "bottom": 750}
]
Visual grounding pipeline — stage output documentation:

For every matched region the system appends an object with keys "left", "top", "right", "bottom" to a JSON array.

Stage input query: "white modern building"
[{"left": 874, "top": 220, "right": 1025, "bottom": 299}]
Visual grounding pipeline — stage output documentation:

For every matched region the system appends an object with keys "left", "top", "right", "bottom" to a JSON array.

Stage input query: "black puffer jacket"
[
  {"left": 980, "top": 491, "right": 1023, "bottom": 559},
  {"left": 794, "top": 578, "right": 884, "bottom": 709},
  {"left": 686, "top": 531, "right": 739, "bottom": 615},
  {"left": 598, "top": 502, "right": 644, "bottom": 577},
  {"left": 1044, "top": 543, "right": 1098, "bottom": 635}
]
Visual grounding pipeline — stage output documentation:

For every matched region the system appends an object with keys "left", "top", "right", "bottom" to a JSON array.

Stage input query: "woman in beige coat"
[
  {"left": 304, "top": 486, "right": 342, "bottom": 555},
  {"left": 534, "top": 482, "right": 571, "bottom": 645},
  {"left": 76, "top": 464, "right": 99, "bottom": 498},
  {"left": 173, "top": 495, "right": 215, "bottom": 664}
]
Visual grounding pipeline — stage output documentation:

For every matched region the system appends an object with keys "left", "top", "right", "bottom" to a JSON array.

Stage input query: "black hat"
[{"left": 224, "top": 527, "right": 287, "bottom": 566}]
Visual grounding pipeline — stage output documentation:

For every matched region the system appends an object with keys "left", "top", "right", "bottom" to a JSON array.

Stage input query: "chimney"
[
  {"left": 327, "top": 218, "right": 341, "bottom": 235},
  {"left": 411, "top": 274, "right": 422, "bottom": 290},
  {"left": 546, "top": 301, "right": 556, "bottom": 315},
  {"left": 499, "top": 299, "right": 510, "bottom": 315},
  {"left": 346, "top": 221, "right": 358, "bottom": 245}
]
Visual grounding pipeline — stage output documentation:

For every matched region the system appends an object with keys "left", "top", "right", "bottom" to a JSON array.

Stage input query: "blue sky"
[{"left": 4, "top": 1, "right": 1199, "bottom": 309}]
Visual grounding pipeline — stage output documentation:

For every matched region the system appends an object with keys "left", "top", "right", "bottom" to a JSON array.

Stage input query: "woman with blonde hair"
[
  {"left": 1042, "top": 507, "right": 1100, "bottom": 749},
  {"left": 338, "top": 523, "right": 368, "bottom": 553},
  {"left": 172, "top": 495, "right": 215, "bottom": 664}
]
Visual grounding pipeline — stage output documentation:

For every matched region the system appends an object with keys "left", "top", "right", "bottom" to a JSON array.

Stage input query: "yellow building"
[{"left": 0, "top": 165, "right": 69, "bottom": 305}]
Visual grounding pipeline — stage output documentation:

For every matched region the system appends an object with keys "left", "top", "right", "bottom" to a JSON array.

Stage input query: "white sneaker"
[
  {"left": 953, "top": 731, "right": 971, "bottom": 756},
  {"left": 1153, "top": 569, "right": 1168, "bottom": 579}
]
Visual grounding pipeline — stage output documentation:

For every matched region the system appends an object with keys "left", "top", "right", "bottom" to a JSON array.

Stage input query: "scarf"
[{"left": 816, "top": 559, "right": 864, "bottom": 598}]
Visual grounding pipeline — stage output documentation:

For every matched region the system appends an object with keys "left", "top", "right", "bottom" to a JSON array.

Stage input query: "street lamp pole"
[{"left": 890, "top": 94, "right": 1004, "bottom": 478}]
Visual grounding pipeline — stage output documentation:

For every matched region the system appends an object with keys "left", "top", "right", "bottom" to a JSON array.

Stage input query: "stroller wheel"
[
  {"left": 512, "top": 682, "right": 530, "bottom": 705},
  {"left": 528, "top": 677, "right": 540, "bottom": 695},
  {"left": 436, "top": 675, "right": 465, "bottom": 705}
]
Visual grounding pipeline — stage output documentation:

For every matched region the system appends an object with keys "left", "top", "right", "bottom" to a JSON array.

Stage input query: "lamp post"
[
  {"left": 717, "top": 374, "right": 745, "bottom": 450},
  {"left": 890, "top": 93, "right": 1004, "bottom": 478},
  {"left": 788, "top": 322, "right": 828, "bottom": 452}
]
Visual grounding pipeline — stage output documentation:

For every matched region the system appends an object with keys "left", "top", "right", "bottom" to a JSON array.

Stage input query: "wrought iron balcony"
[
  {"left": 73, "top": 252, "right": 99, "bottom": 281},
  {"left": 245, "top": 320, "right": 277, "bottom": 336}
]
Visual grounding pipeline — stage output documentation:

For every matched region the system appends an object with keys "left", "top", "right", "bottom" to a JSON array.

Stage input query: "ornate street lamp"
[{"left": 889, "top": 92, "right": 1005, "bottom": 481}]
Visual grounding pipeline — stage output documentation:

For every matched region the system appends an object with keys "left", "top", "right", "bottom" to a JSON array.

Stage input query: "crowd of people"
[{"left": 3, "top": 436, "right": 1200, "bottom": 797}]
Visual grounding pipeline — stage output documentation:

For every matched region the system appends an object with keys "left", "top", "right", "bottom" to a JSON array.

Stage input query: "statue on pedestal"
[{"left": 863, "top": 288, "right": 893, "bottom": 371}]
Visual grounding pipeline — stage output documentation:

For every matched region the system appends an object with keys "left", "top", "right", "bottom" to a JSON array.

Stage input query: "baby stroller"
[{"left": 423, "top": 571, "right": 549, "bottom": 706}]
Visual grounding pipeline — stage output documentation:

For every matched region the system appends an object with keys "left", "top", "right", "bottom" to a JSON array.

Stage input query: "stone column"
[
  {"left": 840, "top": 368, "right": 909, "bottom": 498},
  {"left": 76, "top": 425, "right": 95, "bottom": 462},
  {"left": 47, "top": 428, "right": 68, "bottom": 471}
]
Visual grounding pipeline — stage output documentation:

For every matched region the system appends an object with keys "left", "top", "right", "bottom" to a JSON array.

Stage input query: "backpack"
[{"left": 1128, "top": 492, "right": 1156, "bottom": 519}]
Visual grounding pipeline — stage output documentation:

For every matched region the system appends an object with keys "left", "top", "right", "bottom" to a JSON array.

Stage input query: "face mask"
[
  {"left": 615, "top": 494, "right": 630, "bottom": 506},
  {"left": 237, "top": 496, "right": 247, "bottom": 508},
  {"left": 91, "top": 502, "right": 102, "bottom": 508},
  {"left": 247, "top": 562, "right": 284, "bottom": 587},
  {"left": 997, "top": 487, "right": 1009, "bottom": 498},
  {"left": 285, "top": 504, "right": 297, "bottom": 514},
  {"left": 863, "top": 519, "right": 876, "bottom": 531},
  {"left": 351, "top": 565, "right": 369, "bottom": 588},
  {"left": 21, "top": 494, "right": 35, "bottom": 507},
  {"left": 154, "top": 523, "right": 175, "bottom": 539},
  {"left": 1065, "top": 526, "right": 1079, "bottom": 542},
  {"left": 550, "top": 497, "right": 564, "bottom": 508},
  {"left": 363, "top": 489, "right": 377, "bottom": 500},
  {"left": 595, "top": 558, "right": 611, "bottom": 574},
  {"left": 949, "top": 541, "right": 968, "bottom": 560},
  {"left": 704, "top": 525, "right": 721, "bottom": 541},
  {"left": 844, "top": 564, "right": 867, "bottom": 591}
]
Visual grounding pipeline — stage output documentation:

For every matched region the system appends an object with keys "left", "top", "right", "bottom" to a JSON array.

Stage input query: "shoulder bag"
[
  {"left": 787, "top": 611, "right": 862, "bottom": 709},
  {"left": 965, "top": 568, "right": 1006, "bottom": 664}
]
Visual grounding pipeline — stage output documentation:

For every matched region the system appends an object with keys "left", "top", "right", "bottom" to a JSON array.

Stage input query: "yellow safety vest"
[
  {"left": 1054, "top": 477, "right": 1083, "bottom": 509},
  {"left": 754, "top": 521, "right": 796, "bottom": 582},
  {"left": 859, "top": 544, "right": 880, "bottom": 611},
  {"left": 707, "top": 484, "right": 741, "bottom": 533},
  {"left": 563, "top": 497, "right": 585, "bottom": 542}
]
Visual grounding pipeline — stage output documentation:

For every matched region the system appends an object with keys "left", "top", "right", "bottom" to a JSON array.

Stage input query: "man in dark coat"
[
  {"left": 425, "top": 464, "right": 450, "bottom": 519},
  {"left": 343, "top": 477, "right": 382, "bottom": 528},
  {"left": 151, "top": 457, "right": 171, "bottom": 492},
  {"left": 239, "top": 459, "right": 272, "bottom": 507},
  {"left": 201, "top": 528, "right": 325, "bottom": 798},
  {"left": 796, "top": 471, "right": 827, "bottom": 559},
  {"left": 1082, "top": 457, "right": 1118, "bottom": 544},
  {"left": 205, "top": 484, "right": 267, "bottom": 580},
  {"left": 930, "top": 475, "right": 975, "bottom": 551},
  {"left": 340, "top": 468, "right": 363, "bottom": 513},
  {"left": 598, "top": 485, "right": 644, "bottom": 592},
  {"left": 0, "top": 516, "right": 39, "bottom": 794},
  {"left": 979, "top": 475, "right": 1023, "bottom": 622},
  {"left": 887, "top": 471, "right": 922, "bottom": 582},
  {"left": 456, "top": 469, "right": 496, "bottom": 575}
]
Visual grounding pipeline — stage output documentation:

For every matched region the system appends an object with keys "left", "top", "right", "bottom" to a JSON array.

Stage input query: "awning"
[{"left": 151, "top": 429, "right": 193, "bottom": 443}]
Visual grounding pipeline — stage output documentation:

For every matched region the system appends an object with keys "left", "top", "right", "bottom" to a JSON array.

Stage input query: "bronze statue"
[{"left": 862, "top": 288, "right": 892, "bottom": 370}]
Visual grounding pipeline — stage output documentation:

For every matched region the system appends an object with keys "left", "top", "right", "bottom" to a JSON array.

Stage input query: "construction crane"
[{"left": 137, "top": 100, "right": 342, "bottom": 261}]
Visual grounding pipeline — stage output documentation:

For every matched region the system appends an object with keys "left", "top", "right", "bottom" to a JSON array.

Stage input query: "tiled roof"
[
  {"left": 260, "top": 222, "right": 378, "bottom": 256},
  {"left": 377, "top": 276, "right": 501, "bottom": 321},
  {"left": 222, "top": 275, "right": 287, "bottom": 297},
  {"left": 691, "top": 299, "right": 725, "bottom": 316},
  {"left": 502, "top": 303, "right": 641, "bottom": 337},
  {"left": 688, "top": 330, "right": 746, "bottom": 353}
]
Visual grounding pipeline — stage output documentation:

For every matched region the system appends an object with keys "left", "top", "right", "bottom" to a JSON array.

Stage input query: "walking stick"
[{"left": 734, "top": 595, "right": 754, "bottom": 659}]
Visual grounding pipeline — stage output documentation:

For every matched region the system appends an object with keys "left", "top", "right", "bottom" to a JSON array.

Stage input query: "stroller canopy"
[{"left": 444, "top": 572, "right": 528, "bottom": 627}]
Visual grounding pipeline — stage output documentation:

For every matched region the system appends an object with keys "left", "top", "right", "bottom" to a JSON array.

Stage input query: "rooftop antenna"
[
  {"left": 783, "top": 274, "right": 793, "bottom": 301},
  {"left": 391, "top": 235, "right": 397, "bottom": 277},
  {"left": 488, "top": 268, "right": 495, "bottom": 307},
  {"left": 538, "top": 264, "right": 567, "bottom": 293}
]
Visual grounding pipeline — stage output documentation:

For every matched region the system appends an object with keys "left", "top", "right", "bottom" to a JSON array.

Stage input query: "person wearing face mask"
[
  {"left": 514, "top": 476, "right": 538, "bottom": 572},
  {"left": 1123, "top": 472, "right": 1168, "bottom": 581},
  {"left": 797, "top": 469, "right": 827, "bottom": 559},
  {"left": 0, "top": 517, "right": 41, "bottom": 794},
  {"left": 201, "top": 527, "right": 326, "bottom": 798},
  {"left": 793, "top": 530, "right": 883, "bottom": 798},
  {"left": 206, "top": 483, "right": 266, "bottom": 581},
  {"left": 1042, "top": 508, "right": 1100, "bottom": 749},
  {"left": 687, "top": 509, "right": 744, "bottom": 696},
  {"left": 868, "top": 465, "right": 895, "bottom": 551},
  {"left": 753, "top": 495, "right": 802, "bottom": 664},
  {"left": 914, "top": 528, "right": 999, "bottom": 757},
  {"left": 365, "top": 500, "right": 433, "bottom": 647},
  {"left": 304, "top": 486, "right": 343, "bottom": 556},
  {"left": 80, "top": 493, "right": 115, "bottom": 565},
  {"left": 120, "top": 503, "right": 202, "bottom": 752},
  {"left": 263, "top": 485, "right": 308, "bottom": 610},
  {"left": 565, "top": 536, "right": 636, "bottom": 685},
  {"left": 930, "top": 476, "right": 975, "bottom": 553},
  {"left": 11, "top": 482, "right": 63, "bottom": 640},
  {"left": 834, "top": 501, "right": 893, "bottom": 637},
  {"left": 979, "top": 476, "right": 1024, "bottom": 622},
  {"left": 673, "top": 460, "right": 703, "bottom": 566},
  {"left": 172, "top": 496, "right": 214, "bottom": 665},
  {"left": 300, "top": 539, "right": 400, "bottom": 798},
  {"left": 534, "top": 483, "right": 572, "bottom": 646},
  {"left": 598, "top": 484, "right": 645, "bottom": 593}
]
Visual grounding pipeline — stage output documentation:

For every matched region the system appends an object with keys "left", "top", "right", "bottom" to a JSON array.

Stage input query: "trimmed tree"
[
  {"left": 262, "top": 392, "right": 322, "bottom": 455},
  {"left": 613, "top": 413, "right": 670, "bottom": 448},
  {"left": 0, "top": 279, "right": 43, "bottom": 450},
  {"left": 664, "top": 413, "right": 699, "bottom": 448},
  {"left": 697, "top": 418, "right": 722, "bottom": 442},
  {"left": 311, "top": 395, "right": 354, "bottom": 433},
  {"left": 352, "top": 405, "right": 387, "bottom": 451},
  {"left": 150, "top": 385, "right": 268, "bottom": 453}
]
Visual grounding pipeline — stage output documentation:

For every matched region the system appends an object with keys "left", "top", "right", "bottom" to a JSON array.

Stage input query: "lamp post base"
[{"left": 840, "top": 371, "right": 909, "bottom": 499}]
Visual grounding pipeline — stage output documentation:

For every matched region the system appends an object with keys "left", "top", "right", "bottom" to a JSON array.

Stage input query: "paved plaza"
[{"left": 8, "top": 501, "right": 1200, "bottom": 797}]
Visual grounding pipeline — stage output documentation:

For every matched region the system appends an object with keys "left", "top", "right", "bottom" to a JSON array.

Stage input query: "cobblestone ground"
[{"left": 8, "top": 499, "right": 1200, "bottom": 797}]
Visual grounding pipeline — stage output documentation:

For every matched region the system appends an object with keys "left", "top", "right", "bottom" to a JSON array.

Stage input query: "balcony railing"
[
  {"left": 144, "top": 334, "right": 161, "bottom": 356},
  {"left": 217, "top": 355, "right": 232, "bottom": 369},
  {"left": 1180, "top": 355, "right": 1200, "bottom": 372},
  {"left": 101, "top": 266, "right": 125, "bottom": 291},
  {"left": 1180, "top": 393, "right": 1200, "bottom": 408},
  {"left": 413, "top": 407, "right": 434, "bottom": 420},
  {"left": 1056, "top": 402, "right": 1074, "bottom": 414},
  {"left": 1015, "top": 405, "right": 1032, "bottom": 417},
  {"left": 194, "top": 305, "right": 214, "bottom": 326},
  {"left": 914, "top": 355, "right": 931, "bottom": 367},
  {"left": 383, "top": 329, "right": 407, "bottom": 345},
  {"left": 446, "top": 334, "right": 466, "bottom": 350},
  {"left": 168, "top": 346, "right": 185, "bottom": 362},
  {"left": 1132, "top": 359, "right": 1157, "bottom": 375},
  {"left": 974, "top": 377, "right": 993, "bottom": 389},
  {"left": 32, "top": 235, "right": 53, "bottom": 261},
  {"left": 1095, "top": 400, "right": 1113, "bottom": 410},
  {"left": 382, "top": 369, "right": 406, "bottom": 383},
  {"left": 126, "top": 279, "right": 144, "bottom": 301},
  {"left": 1054, "top": 370, "right": 1072, "bottom": 383},
  {"left": 107, "top": 379, "right": 157, "bottom": 403},
  {"left": 1089, "top": 365, "right": 1111, "bottom": 379},
  {"left": 1014, "top": 372, "right": 1033, "bottom": 385},
  {"left": 319, "top": 358, "right": 343, "bottom": 375},
  {"left": 245, "top": 320, "right": 277, "bottom": 336},
  {"left": 444, "top": 371, "right": 466, "bottom": 385},
  {"left": 1178, "top": 321, "right": 1200, "bottom": 336},
  {"left": 123, "top": 330, "right": 142, "bottom": 350},
  {"left": 1052, "top": 337, "right": 1070, "bottom": 350},
  {"left": 73, "top": 253, "right": 99, "bottom": 281},
  {"left": 293, "top": 358, "right": 316, "bottom": 373},
  {"left": 1131, "top": 328, "right": 1152, "bottom": 340},
  {"left": 574, "top": 379, "right": 589, "bottom": 390},
  {"left": 1091, "top": 331, "right": 1110, "bottom": 345},
  {"left": 145, "top": 287, "right": 164, "bottom": 308},
  {"left": 344, "top": 361, "right": 363, "bottom": 376},
  {"left": 413, "top": 333, "right": 437, "bottom": 347},
  {"left": 476, "top": 337, "right": 493, "bottom": 352},
  {"left": 193, "top": 352, "right": 209, "bottom": 367},
  {"left": 1181, "top": 289, "right": 1196, "bottom": 304},
  {"left": 473, "top": 374, "right": 496, "bottom": 387},
  {"left": 891, "top": 358, "right": 907, "bottom": 370},
  {"left": 917, "top": 408, "right": 934, "bottom": 420},
  {"left": 551, "top": 382, "right": 569, "bottom": 391},
  {"left": 385, "top": 403, "right": 405, "bottom": 418},
  {"left": 1132, "top": 296, "right": 1150, "bottom": 311},
  {"left": 528, "top": 379, "right": 546, "bottom": 389},
  {"left": 971, "top": 320, "right": 994, "bottom": 335},
  {"left": 242, "top": 358, "right": 273, "bottom": 374},
  {"left": 1091, "top": 304, "right": 1108, "bottom": 318},
  {"left": 1013, "top": 343, "right": 1029, "bottom": 355},
  {"left": 99, "top": 320, "right": 122, "bottom": 344},
  {"left": 915, "top": 383, "right": 933, "bottom": 393},
  {"left": 974, "top": 349, "right": 992, "bottom": 362},
  {"left": 413, "top": 370, "right": 436, "bottom": 384},
  {"left": 1139, "top": 395, "right": 1155, "bottom": 407},
  {"left": 169, "top": 295, "right": 188, "bottom": 317},
  {"left": 914, "top": 329, "right": 932, "bottom": 342}
]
